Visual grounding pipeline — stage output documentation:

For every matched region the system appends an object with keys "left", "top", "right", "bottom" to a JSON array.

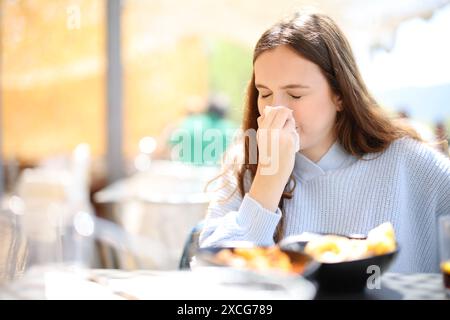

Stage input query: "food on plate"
[
  {"left": 304, "top": 222, "right": 397, "bottom": 263},
  {"left": 441, "top": 260, "right": 450, "bottom": 274},
  {"left": 212, "top": 246, "right": 306, "bottom": 274},
  {"left": 366, "top": 221, "right": 397, "bottom": 255}
]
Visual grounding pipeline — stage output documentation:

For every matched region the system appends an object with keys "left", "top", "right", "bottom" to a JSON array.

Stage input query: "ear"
[{"left": 333, "top": 95, "right": 343, "bottom": 112}]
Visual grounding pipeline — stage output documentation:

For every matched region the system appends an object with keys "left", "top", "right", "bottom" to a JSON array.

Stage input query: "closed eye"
[
  {"left": 290, "top": 95, "right": 302, "bottom": 99},
  {"left": 260, "top": 93, "right": 272, "bottom": 99}
]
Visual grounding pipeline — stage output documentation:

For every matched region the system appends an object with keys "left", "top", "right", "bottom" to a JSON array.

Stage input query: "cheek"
[
  {"left": 257, "top": 99, "right": 265, "bottom": 115},
  {"left": 294, "top": 96, "right": 337, "bottom": 131}
]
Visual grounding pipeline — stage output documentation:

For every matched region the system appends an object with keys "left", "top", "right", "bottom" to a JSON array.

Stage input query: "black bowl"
[
  {"left": 195, "top": 243, "right": 321, "bottom": 279},
  {"left": 278, "top": 235, "right": 400, "bottom": 292}
]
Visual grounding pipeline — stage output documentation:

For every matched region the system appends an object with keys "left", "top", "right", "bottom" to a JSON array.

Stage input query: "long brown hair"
[{"left": 211, "top": 10, "right": 421, "bottom": 242}]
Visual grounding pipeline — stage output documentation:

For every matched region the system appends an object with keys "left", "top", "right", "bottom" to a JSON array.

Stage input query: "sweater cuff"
[{"left": 236, "top": 194, "right": 282, "bottom": 245}]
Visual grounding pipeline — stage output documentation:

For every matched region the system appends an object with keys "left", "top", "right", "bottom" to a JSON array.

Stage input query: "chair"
[{"left": 179, "top": 220, "right": 205, "bottom": 270}]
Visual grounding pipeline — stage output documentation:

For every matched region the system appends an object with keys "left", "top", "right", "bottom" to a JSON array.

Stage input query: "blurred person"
[
  {"left": 199, "top": 10, "right": 450, "bottom": 273},
  {"left": 397, "top": 109, "right": 409, "bottom": 119},
  {"left": 397, "top": 110, "right": 448, "bottom": 155},
  {"left": 435, "top": 121, "right": 449, "bottom": 156},
  {"left": 152, "top": 95, "right": 207, "bottom": 160},
  {"left": 395, "top": 108, "right": 436, "bottom": 143},
  {"left": 154, "top": 94, "right": 236, "bottom": 166}
]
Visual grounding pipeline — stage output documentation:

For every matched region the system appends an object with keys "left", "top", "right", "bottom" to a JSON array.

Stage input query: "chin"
[
  {"left": 299, "top": 146, "right": 307, "bottom": 152},
  {"left": 298, "top": 136, "right": 310, "bottom": 150}
]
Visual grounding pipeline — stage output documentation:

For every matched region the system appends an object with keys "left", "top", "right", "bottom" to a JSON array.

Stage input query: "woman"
[{"left": 199, "top": 10, "right": 450, "bottom": 273}]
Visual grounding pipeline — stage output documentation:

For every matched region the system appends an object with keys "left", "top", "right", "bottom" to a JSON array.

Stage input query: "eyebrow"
[{"left": 255, "top": 83, "right": 310, "bottom": 90}]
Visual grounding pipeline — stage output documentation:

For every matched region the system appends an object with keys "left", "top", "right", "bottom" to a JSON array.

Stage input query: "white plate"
[{"left": 105, "top": 267, "right": 317, "bottom": 300}]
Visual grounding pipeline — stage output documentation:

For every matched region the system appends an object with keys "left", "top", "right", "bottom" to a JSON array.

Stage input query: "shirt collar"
[{"left": 293, "top": 140, "right": 356, "bottom": 181}]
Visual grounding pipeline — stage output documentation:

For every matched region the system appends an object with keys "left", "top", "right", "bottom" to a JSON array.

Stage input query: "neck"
[{"left": 300, "top": 136, "right": 337, "bottom": 163}]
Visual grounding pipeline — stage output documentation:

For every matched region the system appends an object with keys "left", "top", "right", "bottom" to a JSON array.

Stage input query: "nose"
[
  {"left": 258, "top": 93, "right": 293, "bottom": 114},
  {"left": 271, "top": 93, "right": 291, "bottom": 109}
]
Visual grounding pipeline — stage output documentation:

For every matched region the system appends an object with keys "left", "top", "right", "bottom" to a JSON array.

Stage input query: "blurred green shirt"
[{"left": 169, "top": 113, "right": 236, "bottom": 166}]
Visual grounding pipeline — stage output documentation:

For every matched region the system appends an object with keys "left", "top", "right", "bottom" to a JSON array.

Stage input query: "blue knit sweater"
[{"left": 199, "top": 137, "right": 450, "bottom": 273}]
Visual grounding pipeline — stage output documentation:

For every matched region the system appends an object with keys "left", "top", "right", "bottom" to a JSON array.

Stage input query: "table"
[
  {"left": 0, "top": 267, "right": 448, "bottom": 300},
  {"left": 316, "top": 273, "right": 448, "bottom": 300}
]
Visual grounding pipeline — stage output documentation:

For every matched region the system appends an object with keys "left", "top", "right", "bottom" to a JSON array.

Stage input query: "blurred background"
[{"left": 1, "top": 0, "right": 449, "bottom": 278}]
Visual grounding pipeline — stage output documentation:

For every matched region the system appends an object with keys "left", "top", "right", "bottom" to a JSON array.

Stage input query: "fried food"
[
  {"left": 440, "top": 260, "right": 450, "bottom": 274},
  {"left": 366, "top": 222, "right": 396, "bottom": 255},
  {"left": 213, "top": 246, "right": 305, "bottom": 274},
  {"left": 304, "top": 222, "right": 397, "bottom": 263}
]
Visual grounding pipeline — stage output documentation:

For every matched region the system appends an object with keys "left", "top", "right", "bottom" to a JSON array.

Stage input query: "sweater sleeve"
[
  {"left": 199, "top": 170, "right": 282, "bottom": 248},
  {"left": 402, "top": 138, "right": 450, "bottom": 218}
]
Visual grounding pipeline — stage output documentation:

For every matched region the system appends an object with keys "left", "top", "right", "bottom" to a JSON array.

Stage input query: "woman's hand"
[{"left": 249, "top": 106, "right": 300, "bottom": 212}]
